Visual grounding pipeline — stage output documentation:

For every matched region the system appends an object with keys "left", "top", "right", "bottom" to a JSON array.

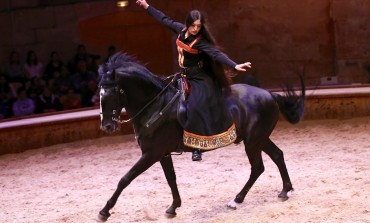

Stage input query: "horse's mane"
[{"left": 98, "top": 52, "right": 165, "bottom": 89}]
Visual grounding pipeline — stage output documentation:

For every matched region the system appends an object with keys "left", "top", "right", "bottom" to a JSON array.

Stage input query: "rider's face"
[{"left": 188, "top": 19, "right": 201, "bottom": 36}]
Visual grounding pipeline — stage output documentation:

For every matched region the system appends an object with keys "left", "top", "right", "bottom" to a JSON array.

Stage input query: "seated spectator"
[
  {"left": 51, "top": 66, "right": 73, "bottom": 97},
  {"left": 44, "top": 51, "right": 64, "bottom": 83},
  {"left": 4, "top": 51, "right": 26, "bottom": 84},
  {"left": 0, "top": 74, "right": 15, "bottom": 104},
  {"left": 81, "top": 80, "right": 98, "bottom": 107},
  {"left": 68, "top": 44, "right": 100, "bottom": 74},
  {"left": 24, "top": 50, "right": 44, "bottom": 82},
  {"left": 70, "top": 59, "right": 97, "bottom": 94},
  {"left": 12, "top": 87, "right": 35, "bottom": 117},
  {"left": 26, "top": 77, "right": 46, "bottom": 102},
  {"left": 35, "top": 87, "right": 63, "bottom": 114},
  {"left": 59, "top": 87, "right": 82, "bottom": 110}
]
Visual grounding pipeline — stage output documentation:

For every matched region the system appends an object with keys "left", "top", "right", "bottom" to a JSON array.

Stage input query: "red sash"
[{"left": 176, "top": 35, "right": 201, "bottom": 54}]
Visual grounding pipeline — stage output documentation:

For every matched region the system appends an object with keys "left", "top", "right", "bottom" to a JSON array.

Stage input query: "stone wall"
[
  {"left": 332, "top": 0, "right": 370, "bottom": 85},
  {"left": 0, "top": 0, "right": 369, "bottom": 87}
]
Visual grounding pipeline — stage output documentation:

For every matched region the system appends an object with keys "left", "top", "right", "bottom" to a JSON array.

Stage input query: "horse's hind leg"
[
  {"left": 232, "top": 141, "right": 265, "bottom": 205},
  {"left": 160, "top": 155, "right": 181, "bottom": 217},
  {"left": 262, "top": 138, "right": 293, "bottom": 200},
  {"left": 98, "top": 153, "right": 160, "bottom": 222}
]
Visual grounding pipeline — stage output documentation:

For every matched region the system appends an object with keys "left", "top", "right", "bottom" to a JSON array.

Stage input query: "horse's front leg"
[
  {"left": 160, "top": 155, "right": 181, "bottom": 218},
  {"left": 97, "top": 153, "right": 160, "bottom": 222}
]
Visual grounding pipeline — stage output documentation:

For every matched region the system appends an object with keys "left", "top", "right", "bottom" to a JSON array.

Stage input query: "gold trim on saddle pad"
[{"left": 183, "top": 124, "right": 237, "bottom": 150}]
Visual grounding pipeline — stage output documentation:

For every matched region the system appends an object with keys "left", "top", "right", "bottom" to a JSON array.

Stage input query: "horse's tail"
[{"left": 271, "top": 75, "right": 306, "bottom": 124}]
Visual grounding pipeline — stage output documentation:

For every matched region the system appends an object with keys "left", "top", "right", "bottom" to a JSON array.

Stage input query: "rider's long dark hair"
[{"left": 185, "top": 10, "right": 232, "bottom": 89}]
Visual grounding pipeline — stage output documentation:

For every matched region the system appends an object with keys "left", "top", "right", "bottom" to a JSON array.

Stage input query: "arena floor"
[{"left": 1, "top": 117, "right": 369, "bottom": 223}]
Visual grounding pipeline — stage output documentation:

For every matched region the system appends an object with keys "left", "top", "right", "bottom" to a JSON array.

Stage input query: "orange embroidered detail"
[{"left": 183, "top": 124, "right": 237, "bottom": 150}]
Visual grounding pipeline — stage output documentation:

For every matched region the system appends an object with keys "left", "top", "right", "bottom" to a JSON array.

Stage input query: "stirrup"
[{"left": 192, "top": 150, "right": 202, "bottom": 161}]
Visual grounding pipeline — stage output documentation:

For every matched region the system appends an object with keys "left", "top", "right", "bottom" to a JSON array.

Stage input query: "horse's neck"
[
  {"left": 124, "top": 83, "right": 162, "bottom": 116},
  {"left": 131, "top": 92, "right": 179, "bottom": 139}
]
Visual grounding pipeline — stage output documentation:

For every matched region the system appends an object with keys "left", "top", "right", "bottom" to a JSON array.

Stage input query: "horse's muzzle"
[{"left": 100, "top": 121, "right": 120, "bottom": 133}]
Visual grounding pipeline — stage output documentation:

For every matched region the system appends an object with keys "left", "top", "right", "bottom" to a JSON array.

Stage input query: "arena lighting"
[{"left": 117, "top": 0, "right": 129, "bottom": 8}]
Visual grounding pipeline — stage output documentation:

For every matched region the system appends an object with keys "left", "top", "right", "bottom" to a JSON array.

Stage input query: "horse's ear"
[
  {"left": 99, "top": 72, "right": 114, "bottom": 87},
  {"left": 98, "top": 64, "right": 116, "bottom": 87}
]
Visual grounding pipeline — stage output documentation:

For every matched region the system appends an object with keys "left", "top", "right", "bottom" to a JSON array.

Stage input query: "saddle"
[
  {"left": 176, "top": 74, "right": 190, "bottom": 127},
  {"left": 178, "top": 74, "right": 191, "bottom": 99}
]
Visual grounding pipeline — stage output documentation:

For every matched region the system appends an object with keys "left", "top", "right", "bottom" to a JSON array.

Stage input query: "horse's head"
[
  {"left": 98, "top": 65, "right": 127, "bottom": 133},
  {"left": 99, "top": 54, "right": 132, "bottom": 133},
  {"left": 98, "top": 52, "right": 166, "bottom": 133}
]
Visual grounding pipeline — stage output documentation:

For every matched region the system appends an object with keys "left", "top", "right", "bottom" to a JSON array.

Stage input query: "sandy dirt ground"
[{"left": 0, "top": 117, "right": 369, "bottom": 223}]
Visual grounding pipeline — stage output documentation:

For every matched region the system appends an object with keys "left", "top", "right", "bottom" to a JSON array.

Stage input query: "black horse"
[{"left": 97, "top": 52, "right": 305, "bottom": 222}]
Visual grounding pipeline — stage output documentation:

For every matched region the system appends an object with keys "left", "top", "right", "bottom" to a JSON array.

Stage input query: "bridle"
[
  {"left": 101, "top": 72, "right": 180, "bottom": 124},
  {"left": 99, "top": 85, "right": 126, "bottom": 122}
]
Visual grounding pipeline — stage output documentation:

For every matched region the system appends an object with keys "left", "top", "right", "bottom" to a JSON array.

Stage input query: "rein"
[{"left": 112, "top": 72, "right": 181, "bottom": 124}]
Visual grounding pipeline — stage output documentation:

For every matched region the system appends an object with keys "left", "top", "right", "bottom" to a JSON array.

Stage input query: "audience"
[
  {"left": 35, "top": 87, "right": 63, "bottom": 114},
  {"left": 0, "top": 44, "right": 104, "bottom": 120}
]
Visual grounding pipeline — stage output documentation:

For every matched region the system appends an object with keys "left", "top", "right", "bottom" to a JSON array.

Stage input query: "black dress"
[{"left": 147, "top": 6, "right": 237, "bottom": 150}]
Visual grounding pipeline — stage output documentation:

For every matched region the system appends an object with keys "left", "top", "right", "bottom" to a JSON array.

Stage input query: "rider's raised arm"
[{"left": 146, "top": 5, "right": 185, "bottom": 34}]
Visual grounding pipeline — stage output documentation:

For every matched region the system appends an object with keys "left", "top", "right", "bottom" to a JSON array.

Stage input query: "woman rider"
[{"left": 136, "top": 0, "right": 252, "bottom": 161}]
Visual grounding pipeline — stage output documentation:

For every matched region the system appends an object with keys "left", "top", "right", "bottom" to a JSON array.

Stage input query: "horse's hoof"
[
  {"left": 97, "top": 213, "right": 108, "bottom": 222},
  {"left": 278, "top": 195, "right": 289, "bottom": 202},
  {"left": 97, "top": 210, "right": 110, "bottom": 222},
  {"left": 227, "top": 199, "right": 237, "bottom": 210},
  {"left": 165, "top": 206, "right": 177, "bottom": 218},
  {"left": 278, "top": 191, "right": 289, "bottom": 201},
  {"left": 234, "top": 194, "right": 245, "bottom": 203},
  {"left": 165, "top": 212, "right": 176, "bottom": 218}
]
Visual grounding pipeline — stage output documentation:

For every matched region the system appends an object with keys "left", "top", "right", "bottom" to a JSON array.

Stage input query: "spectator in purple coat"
[{"left": 12, "top": 87, "right": 35, "bottom": 117}]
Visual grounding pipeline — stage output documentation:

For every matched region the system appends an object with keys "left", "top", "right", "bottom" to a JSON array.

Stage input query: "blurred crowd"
[{"left": 0, "top": 44, "right": 117, "bottom": 120}]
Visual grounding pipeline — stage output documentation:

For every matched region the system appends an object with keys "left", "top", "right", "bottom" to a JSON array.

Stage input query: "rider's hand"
[
  {"left": 136, "top": 0, "right": 149, "bottom": 9},
  {"left": 235, "top": 62, "right": 252, "bottom": 72}
]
